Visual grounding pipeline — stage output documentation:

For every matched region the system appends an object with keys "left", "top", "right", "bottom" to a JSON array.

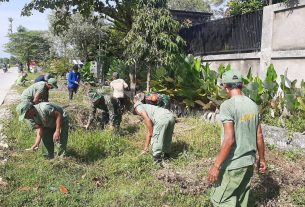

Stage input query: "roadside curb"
[{"left": 0, "top": 88, "right": 20, "bottom": 165}]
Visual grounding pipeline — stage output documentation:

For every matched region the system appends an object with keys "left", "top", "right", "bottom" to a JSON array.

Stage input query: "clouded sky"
[{"left": 0, "top": 0, "right": 50, "bottom": 58}]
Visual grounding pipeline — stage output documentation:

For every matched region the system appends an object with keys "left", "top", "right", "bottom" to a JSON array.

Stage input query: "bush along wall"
[{"left": 151, "top": 55, "right": 305, "bottom": 132}]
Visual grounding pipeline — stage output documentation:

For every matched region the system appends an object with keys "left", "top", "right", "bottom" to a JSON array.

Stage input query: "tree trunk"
[
  {"left": 97, "top": 61, "right": 102, "bottom": 83},
  {"left": 269, "top": 0, "right": 272, "bottom": 5},
  {"left": 129, "top": 64, "right": 137, "bottom": 98},
  {"left": 27, "top": 59, "right": 30, "bottom": 72},
  {"left": 146, "top": 67, "right": 151, "bottom": 92}
]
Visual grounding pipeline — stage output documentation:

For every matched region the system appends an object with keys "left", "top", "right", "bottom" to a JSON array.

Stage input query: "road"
[{"left": 0, "top": 67, "right": 19, "bottom": 105}]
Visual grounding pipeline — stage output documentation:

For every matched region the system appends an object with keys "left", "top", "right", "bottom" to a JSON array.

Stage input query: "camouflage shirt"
[
  {"left": 21, "top": 82, "right": 49, "bottom": 103},
  {"left": 88, "top": 94, "right": 121, "bottom": 126}
]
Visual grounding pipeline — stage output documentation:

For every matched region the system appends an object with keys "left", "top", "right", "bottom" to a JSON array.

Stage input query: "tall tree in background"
[
  {"left": 8, "top": 17, "right": 13, "bottom": 34},
  {"left": 10, "top": 0, "right": 139, "bottom": 82},
  {"left": 5, "top": 26, "right": 51, "bottom": 71},
  {"left": 124, "top": 0, "right": 185, "bottom": 92},
  {"left": 48, "top": 12, "right": 107, "bottom": 78}
]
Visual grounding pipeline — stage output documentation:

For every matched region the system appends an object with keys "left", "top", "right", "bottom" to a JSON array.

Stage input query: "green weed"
[{"left": 292, "top": 187, "right": 305, "bottom": 206}]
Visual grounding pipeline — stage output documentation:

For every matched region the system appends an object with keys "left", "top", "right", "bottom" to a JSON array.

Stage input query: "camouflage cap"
[
  {"left": 16, "top": 101, "right": 33, "bottom": 121},
  {"left": 88, "top": 90, "right": 103, "bottom": 103},
  {"left": 47, "top": 78, "right": 58, "bottom": 88},
  {"left": 221, "top": 70, "right": 242, "bottom": 85}
]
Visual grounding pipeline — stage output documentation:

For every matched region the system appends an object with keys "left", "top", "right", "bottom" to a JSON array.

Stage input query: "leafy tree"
[
  {"left": 5, "top": 26, "right": 51, "bottom": 71},
  {"left": 228, "top": 0, "right": 292, "bottom": 15},
  {"left": 167, "top": 0, "right": 225, "bottom": 12},
  {"left": 49, "top": 13, "right": 107, "bottom": 63},
  {"left": 124, "top": 0, "right": 185, "bottom": 92},
  {"left": 8, "top": 17, "right": 13, "bottom": 34}
]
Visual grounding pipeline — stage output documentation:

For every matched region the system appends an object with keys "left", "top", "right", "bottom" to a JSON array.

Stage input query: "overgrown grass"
[
  {"left": 263, "top": 113, "right": 305, "bottom": 133},
  {"left": 292, "top": 187, "right": 305, "bottom": 205},
  {"left": 13, "top": 72, "right": 39, "bottom": 93},
  {"left": 0, "top": 107, "right": 220, "bottom": 206},
  {"left": 3, "top": 81, "right": 305, "bottom": 206}
]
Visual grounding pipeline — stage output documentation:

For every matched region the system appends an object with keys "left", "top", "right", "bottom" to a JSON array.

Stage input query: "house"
[{"left": 170, "top": 9, "right": 212, "bottom": 26}]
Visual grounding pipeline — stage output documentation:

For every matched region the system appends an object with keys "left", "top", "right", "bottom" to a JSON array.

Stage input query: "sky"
[{"left": 0, "top": 0, "right": 50, "bottom": 58}]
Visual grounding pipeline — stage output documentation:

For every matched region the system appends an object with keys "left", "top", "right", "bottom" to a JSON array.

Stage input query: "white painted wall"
[{"left": 203, "top": 0, "right": 305, "bottom": 83}]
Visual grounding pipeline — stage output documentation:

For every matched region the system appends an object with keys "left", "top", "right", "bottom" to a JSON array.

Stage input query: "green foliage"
[
  {"left": 106, "top": 59, "right": 129, "bottom": 82},
  {"left": 167, "top": 0, "right": 210, "bottom": 11},
  {"left": 168, "top": 0, "right": 225, "bottom": 12},
  {"left": 228, "top": 0, "right": 289, "bottom": 15},
  {"left": 5, "top": 26, "right": 51, "bottom": 68},
  {"left": 228, "top": 0, "right": 263, "bottom": 15},
  {"left": 151, "top": 54, "right": 226, "bottom": 109},
  {"left": 282, "top": 149, "right": 303, "bottom": 161},
  {"left": 124, "top": 0, "right": 185, "bottom": 91},
  {"left": 44, "top": 58, "right": 72, "bottom": 75},
  {"left": 48, "top": 13, "right": 106, "bottom": 62},
  {"left": 80, "top": 62, "right": 95, "bottom": 82},
  {"left": 152, "top": 57, "right": 305, "bottom": 125},
  {"left": 292, "top": 187, "right": 305, "bottom": 206}
]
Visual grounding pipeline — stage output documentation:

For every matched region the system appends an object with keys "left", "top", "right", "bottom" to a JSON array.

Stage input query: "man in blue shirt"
[{"left": 67, "top": 65, "right": 81, "bottom": 100}]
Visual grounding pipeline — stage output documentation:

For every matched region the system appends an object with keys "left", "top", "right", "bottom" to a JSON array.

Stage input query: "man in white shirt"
[{"left": 110, "top": 72, "right": 129, "bottom": 112}]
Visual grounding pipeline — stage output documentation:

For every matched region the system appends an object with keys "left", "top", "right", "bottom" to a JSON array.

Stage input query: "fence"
[{"left": 180, "top": 10, "right": 263, "bottom": 56}]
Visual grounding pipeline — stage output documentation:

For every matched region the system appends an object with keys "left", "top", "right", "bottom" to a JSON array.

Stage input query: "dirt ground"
[{"left": 156, "top": 121, "right": 305, "bottom": 207}]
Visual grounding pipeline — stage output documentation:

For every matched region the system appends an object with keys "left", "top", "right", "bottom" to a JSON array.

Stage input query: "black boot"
[
  {"left": 163, "top": 153, "right": 171, "bottom": 160},
  {"left": 153, "top": 154, "right": 162, "bottom": 164}
]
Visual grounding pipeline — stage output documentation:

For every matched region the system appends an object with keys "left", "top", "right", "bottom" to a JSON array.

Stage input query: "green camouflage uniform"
[
  {"left": 28, "top": 102, "right": 69, "bottom": 158},
  {"left": 135, "top": 103, "right": 175, "bottom": 157},
  {"left": 211, "top": 95, "right": 260, "bottom": 207},
  {"left": 21, "top": 82, "right": 49, "bottom": 103},
  {"left": 145, "top": 93, "right": 170, "bottom": 109},
  {"left": 16, "top": 75, "right": 27, "bottom": 86},
  {"left": 88, "top": 93, "right": 122, "bottom": 129}
]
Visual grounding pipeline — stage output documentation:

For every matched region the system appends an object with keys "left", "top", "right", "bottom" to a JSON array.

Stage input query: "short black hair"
[
  {"left": 72, "top": 65, "right": 78, "bottom": 70},
  {"left": 224, "top": 82, "right": 243, "bottom": 89}
]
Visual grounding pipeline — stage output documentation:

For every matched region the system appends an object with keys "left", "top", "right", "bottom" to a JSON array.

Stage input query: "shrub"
[{"left": 44, "top": 58, "right": 72, "bottom": 76}]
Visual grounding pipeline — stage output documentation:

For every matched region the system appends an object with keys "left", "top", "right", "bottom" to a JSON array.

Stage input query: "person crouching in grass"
[
  {"left": 16, "top": 101, "right": 69, "bottom": 159},
  {"left": 133, "top": 93, "right": 175, "bottom": 164}
]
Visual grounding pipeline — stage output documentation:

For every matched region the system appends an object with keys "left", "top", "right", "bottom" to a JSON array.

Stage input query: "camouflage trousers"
[
  {"left": 41, "top": 119, "right": 69, "bottom": 158},
  {"left": 100, "top": 97, "right": 122, "bottom": 129}
]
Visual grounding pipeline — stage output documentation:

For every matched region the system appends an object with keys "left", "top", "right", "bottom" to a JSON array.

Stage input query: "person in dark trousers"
[
  {"left": 18, "top": 63, "right": 24, "bottom": 73},
  {"left": 2, "top": 63, "right": 8, "bottom": 73},
  {"left": 67, "top": 65, "right": 81, "bottom": 100}
]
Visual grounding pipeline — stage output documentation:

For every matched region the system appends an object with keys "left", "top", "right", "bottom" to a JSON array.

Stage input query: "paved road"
[{"left": 0, "top": 67, "right": 19, "bottom": 105}]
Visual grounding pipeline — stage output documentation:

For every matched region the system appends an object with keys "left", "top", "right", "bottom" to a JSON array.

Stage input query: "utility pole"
[{"left": 8, "top": 17, "right": 13, "bottom": 34}]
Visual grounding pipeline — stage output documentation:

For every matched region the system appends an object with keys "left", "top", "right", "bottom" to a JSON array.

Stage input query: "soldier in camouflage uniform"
[
  {"left": 141, "top": 92, "right": 170, "bottom": 109},
  {"left": 20, "top": 78, "right": 58, "bottom": 104},
  {"left": 85, "top": 90, "right": 122, "bottom": 130},
  {"left": 16, "top": 101, "right": 69, "bottom": 159}
]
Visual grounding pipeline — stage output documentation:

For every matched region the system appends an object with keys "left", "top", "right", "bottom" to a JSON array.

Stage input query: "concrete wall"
[{"left": 203, "top": 0, "right": 305, "bottom": 82}]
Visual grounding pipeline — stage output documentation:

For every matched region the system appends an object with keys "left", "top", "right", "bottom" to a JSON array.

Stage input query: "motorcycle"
[{"left": 2, "top": 67, "right": 8, "bottom": 73}]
